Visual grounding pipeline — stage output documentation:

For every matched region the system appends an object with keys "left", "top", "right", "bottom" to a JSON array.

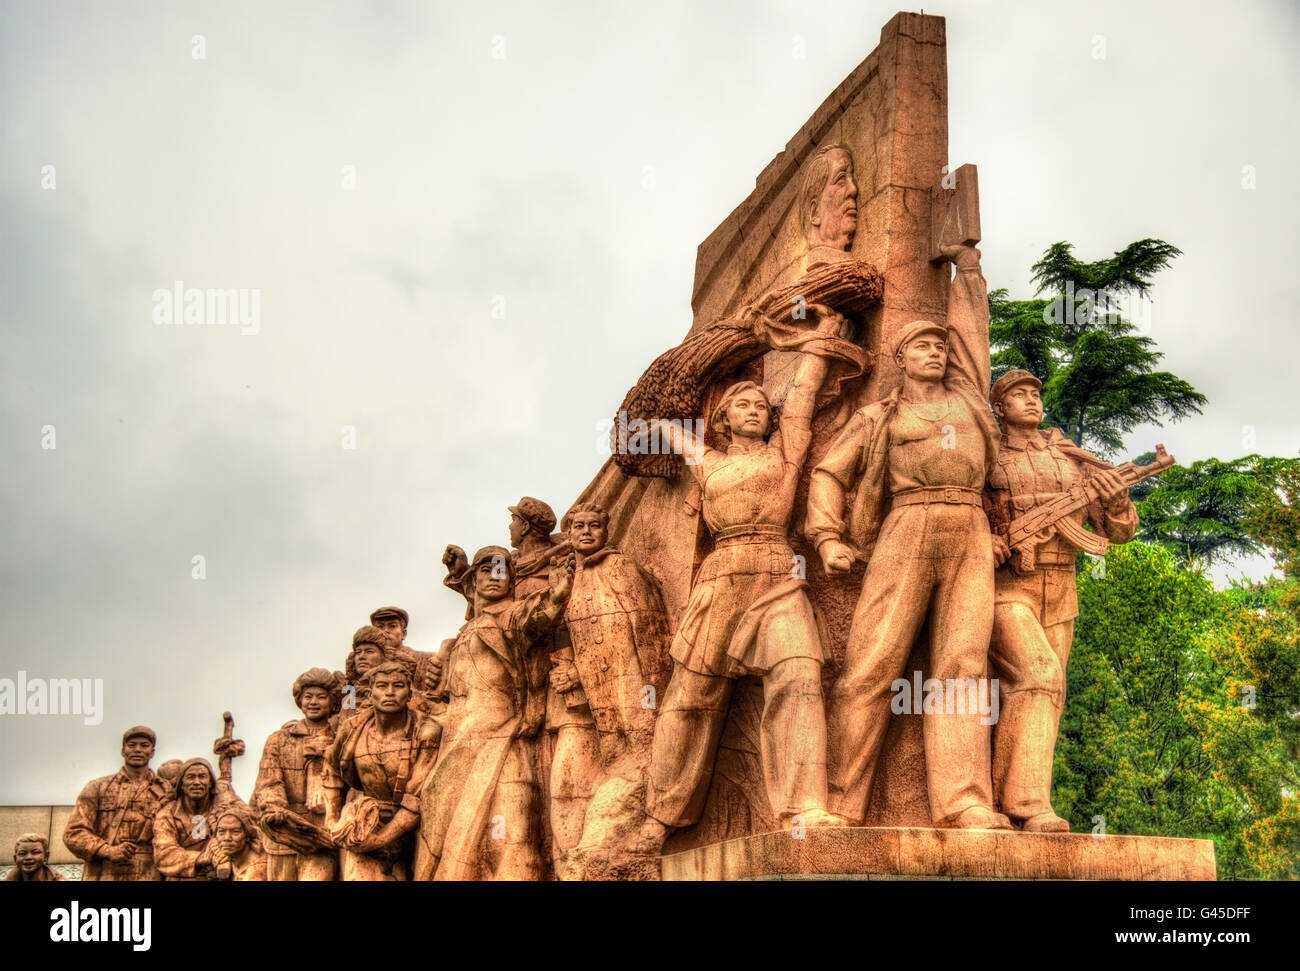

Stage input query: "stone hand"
[
  {"left": 1092, "top": 468, "right": 1130, "bottom": 502},
  {"left": 420, "top": 654, "right": 444, "bottom": 690},
  {"left": 550, "top": 662, "right": 579, "bottom": 692},
  {"left": 808, "top": 302, "right": 852, "bottom": 340},
  {"left": 991, "top": 533, "right": 1011, "bottom": 567},
  {"left": 940, "top": 243, "right": 981, "bottom": 270},
  {"left": 819, "top": 539, "right": 854, "bottom": 576},
  {"left": 104, "top": 842, "right": 136, "bottom": 863},
  {"left": 442, "top": 544, "right": 468, "bottom": 574},
  {"left": 262, "top": 806, "right": 288, "bottom": 825},
  {"left": 549, "top": 553, "right": 576, "bottom": 603}
]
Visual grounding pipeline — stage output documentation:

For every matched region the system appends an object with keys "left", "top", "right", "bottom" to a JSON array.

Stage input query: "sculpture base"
[{"left": 659, "top": 826, "right": 1216, "bottom": 881}]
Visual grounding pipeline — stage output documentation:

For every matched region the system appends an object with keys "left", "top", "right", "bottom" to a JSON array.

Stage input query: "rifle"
[{"left": 1007, "top": 444, "right": 1174, "bottom": 574}]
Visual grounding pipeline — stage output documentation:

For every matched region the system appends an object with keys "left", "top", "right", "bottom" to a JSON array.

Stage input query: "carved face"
[
  {"left": 724, "top": 389, "right": 772, "bottom": 441},
  {"left": 181, "top": 764, "right": 212, "bottom": 803},
  {"left": 898, "top": 334, "right": 947, "bottom": 383},
  {"left": 568, "top": 511, "right": 608, "bottom": 555},
  {"left": 474, "top": 560, "right": 510, "bottom": 601},
  {"left": 810, "top": 149, "right": 858, "bottom": 250},
  {"left": 373, "top": 617, "right": 406, "bottom": 648},
  {"left": 370, "top": 671, "right": 411, "bottom": 714},
  {"left": 995, "top": 382, "right": 1044, "bottom": 428},
  {"left": 353, "top": 642, "right": 384, "bottom": 676},
  {"left": 298, "top": 685, "right": 331, "bottom": 721},
  {"left": 121, "top": 737, "right": 155, "bottom": 768},
  {"left": 508, "top": 513, "right": 528, "bottom": 549},
  {"left": 214, "top": 815, "right": 247, "bottom": 856},
  {"left": 15, "top": 840, "right": 46, "bottom": 873}
]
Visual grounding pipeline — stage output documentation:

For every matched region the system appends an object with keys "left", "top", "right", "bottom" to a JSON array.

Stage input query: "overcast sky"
[{"left": 2, "top": 0, "right": 1296, "bottom": 805}]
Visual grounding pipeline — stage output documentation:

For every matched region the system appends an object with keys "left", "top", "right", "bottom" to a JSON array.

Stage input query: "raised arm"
[
  {"left": 650, "top": 417, "right": 712, "bottom": 472},
  {"left": 940, "top": 245, "right": 991, "bottom": 394},
  {"left": 778, "top": 304, "right": 851, "bottom": 472}
]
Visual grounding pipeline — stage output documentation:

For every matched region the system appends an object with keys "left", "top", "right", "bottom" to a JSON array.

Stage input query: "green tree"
[
  {"left": 989, "top": 239, "right": 1206, "bottom": 455},
  {"left": 1244, "top": 459, "right": 1300, "bottom": 578},
  {"left": 1185, "top": 576, "right": 1300, "bottom": 879},
  {"left": 1053, "top": 543, "right": 1248, "bottom": 871},
  {"left": 1134, "top": 455, "right": 1300, "bottom": 570}
]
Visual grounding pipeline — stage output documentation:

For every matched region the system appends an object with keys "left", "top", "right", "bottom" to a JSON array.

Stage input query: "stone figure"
[
  {"left": 554, "top": 502, "right": 672, "bottom": 878},
  {"left": 984, "top": 369, "right": 1165, "bottom": 831},
  {"left": 631, "top": 307, "right": 854, "bottom": 854},
  {"left": 369, "top": 605, "right": 444, "bottom": 712},
  {"left": 153, "top": 757, "right": 226, "bottom": 880},
  {"left": 157, "top": 759, "right": 184, "bottom": 800},
  {"left": 807, "top": 243, "right": 1011, "bottom": 830},
  {"left": 800, "top": 143, "right": 860, "bottom": 255},
  {"left": 324, "top": 660, "right": 440, "bottom": 881},
  {"left": 339, "top": 625, "right": 399, "bottom": 724},
  {"left": 6, "top": 833, "right": 65, "bottom": 882},
  {"left": 63, "top": 725, "right": 170, "bottom": 881},
  {"left": 506, "top": 496, "right": 602, "bottom": 873},
  {"left": 212, "top": 804, "right": 267, "bottom": 881},
  {"left": 415, "top": 546, "right": 575, "bottom": 880},
  {"left": 253, "top": 667, "right": 342, "bottom": 880}
]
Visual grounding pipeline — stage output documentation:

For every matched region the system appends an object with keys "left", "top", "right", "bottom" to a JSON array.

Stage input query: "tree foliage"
[
  {"left": 988, "top": 239, "right": 1206, "bottom": 455},
  {"left": 1056, "top": 540, "right": 1300, "bottom": 879},
  {"left": 1134, "top": 455, "right": 1300, "bottom": 570}
]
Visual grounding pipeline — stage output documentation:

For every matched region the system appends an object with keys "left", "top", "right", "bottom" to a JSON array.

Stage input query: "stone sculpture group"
[{"left": 40, "top": 14, "right": 1189, "bottom": 882}]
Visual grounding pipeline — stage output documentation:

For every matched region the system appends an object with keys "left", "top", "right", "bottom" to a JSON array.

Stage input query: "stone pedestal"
[{"left": 660, "top": 827, "right": 1217, "bottom": 881}]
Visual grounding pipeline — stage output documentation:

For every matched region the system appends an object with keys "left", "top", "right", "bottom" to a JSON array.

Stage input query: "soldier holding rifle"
[{"left": 984, "top": 369, "right": 1170, "bottom": 831}]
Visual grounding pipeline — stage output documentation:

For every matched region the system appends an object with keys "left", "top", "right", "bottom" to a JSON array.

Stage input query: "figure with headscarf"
[
  {"left": 414, "top": 545, "right": 575, "bottom": 880},
  {"left": 621, "top": 305, "right": 853, "bottom": 855},
  {"left": 152, "top": 757, "right": 227, "bottom": 880},
  {"left": 253, "top": 666, "right": 343, "bottom": 880},
  {"left": 212, "top": 804, "right": 267, "bottom": 881}
]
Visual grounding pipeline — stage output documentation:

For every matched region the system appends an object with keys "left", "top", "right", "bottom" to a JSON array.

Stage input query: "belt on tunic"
[
  {"left": 890, "top": 486, "right": 982, "bottom": 507},
  {"left": 713, "top": 523, "right": 788, "bottom": 541}
]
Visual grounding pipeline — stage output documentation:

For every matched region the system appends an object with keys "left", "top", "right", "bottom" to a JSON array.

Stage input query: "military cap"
[
  {"left": 892, "top": 320, "right": 949, "bottom": 359},
  {"left": 369, "top": 606, "right": 409, "bottom": 627},
  {"left": 121, "top": 725, "right": 156, "bottom": 746},
  {"left": 468, "top": 545, "right": 514, "bottom": 577},
  {"left": 508, "top": 497, "right": 557, "bottom": 536},
  {"left": 990, "top": 368, "right": 1043, "bottom": 406}
]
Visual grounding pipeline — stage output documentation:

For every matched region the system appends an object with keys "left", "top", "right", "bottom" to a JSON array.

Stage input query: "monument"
[
  {"left": 558, "top": 10, "right": 1213, "bottom": 879},
  {"left": 46, "top": 9, "right": 1217, "bottom": 884}
]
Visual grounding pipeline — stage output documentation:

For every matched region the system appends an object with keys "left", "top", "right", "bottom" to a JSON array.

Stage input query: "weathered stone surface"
[{"left": 661, "top": 827, "right": 1218, "bottom": 881}]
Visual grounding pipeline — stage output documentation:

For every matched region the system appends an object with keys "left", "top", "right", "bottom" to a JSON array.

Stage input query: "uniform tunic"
[{"left": 63, "top": 769, "right": 169, "bottom": 881}]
